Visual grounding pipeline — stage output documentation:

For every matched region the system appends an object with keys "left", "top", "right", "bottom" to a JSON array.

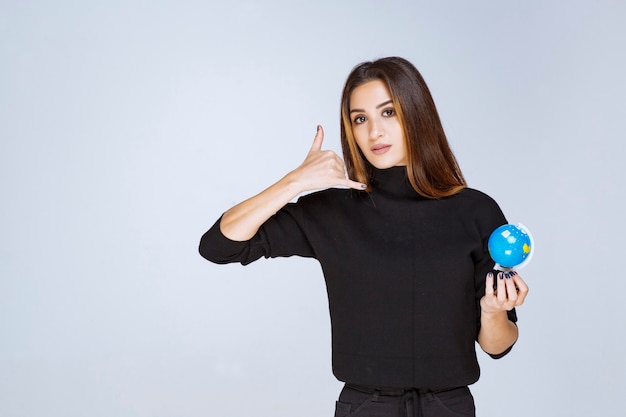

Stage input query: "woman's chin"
[{"left": 366, "top": 160, "right": 407, "bottom": 170}]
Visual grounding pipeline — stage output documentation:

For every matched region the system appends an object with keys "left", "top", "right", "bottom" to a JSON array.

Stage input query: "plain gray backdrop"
[{"left": 1, "top": 1, "right": 625, "bottom": 416}]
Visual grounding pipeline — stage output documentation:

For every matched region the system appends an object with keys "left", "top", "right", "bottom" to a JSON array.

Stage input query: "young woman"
[{"left": 199, "top": 56, "right": 528, "bottom": 417}]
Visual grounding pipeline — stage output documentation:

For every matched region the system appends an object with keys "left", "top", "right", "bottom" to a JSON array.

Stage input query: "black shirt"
[{"left": 199, "top": 166, "right": 517, "bottom": 389}]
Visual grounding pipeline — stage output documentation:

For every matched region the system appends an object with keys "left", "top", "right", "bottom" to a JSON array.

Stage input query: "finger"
[
  {"left": 504, "top": 272, "right": 519, "bottom": 303},
  {"left": 496, "top": 271, "right": 507, "bottom": 302},
  {"left": 343, "top": 178, "right": 368, "bottom": 190},
  {"left": 485, "top": 272, "right": 495, "bottom": 296},
  {"left": 511, "top": 272, "right": 529, "bottom": 293},
  {"left": 511, "top": 272, "right": 529, "bottom": 305},
  {"left": 309, "top": 125, "right": 324, "bottom": 154},
  {"left": 331, "top": 154, "right": 367, "bottom": 190}
]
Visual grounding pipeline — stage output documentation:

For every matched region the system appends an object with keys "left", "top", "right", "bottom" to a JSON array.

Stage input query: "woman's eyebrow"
[{"left": 349, "top": 100, "right": 393, "bottom": 114}]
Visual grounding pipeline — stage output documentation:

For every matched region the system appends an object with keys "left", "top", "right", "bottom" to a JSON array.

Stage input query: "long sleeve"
[
  {"left": 199, "top": 201, "right": 318, "bottom": 265},
  {"left": 468, "top": 191, "right": 518, "bottom": 357}
]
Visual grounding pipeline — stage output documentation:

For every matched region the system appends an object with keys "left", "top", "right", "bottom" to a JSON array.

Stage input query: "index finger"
[{"left": 485, "top": 271, "right": 495, "bottom": 296}]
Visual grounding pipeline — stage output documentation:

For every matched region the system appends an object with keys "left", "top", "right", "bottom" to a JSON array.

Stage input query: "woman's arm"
[
  {"left": 219, "top": 125, "right": 366, "bottom": 241},
  {"left": 477, "top": 271, "right": 529, "bottom": 355}
]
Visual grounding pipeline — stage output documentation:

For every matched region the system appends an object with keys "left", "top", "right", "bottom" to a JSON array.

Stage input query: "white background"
[{"left": 1, "top": 1, "right": 625, "bottom": 416}]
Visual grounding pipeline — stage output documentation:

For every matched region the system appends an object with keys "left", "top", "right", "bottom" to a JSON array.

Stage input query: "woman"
[{"left": 199, "top": 57, "right": 528, "bottom": 417}]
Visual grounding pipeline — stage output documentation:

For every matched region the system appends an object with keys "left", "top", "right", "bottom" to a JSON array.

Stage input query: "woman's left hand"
[{"left": 480, "top": 271, "right": 529, "bottom": 314}]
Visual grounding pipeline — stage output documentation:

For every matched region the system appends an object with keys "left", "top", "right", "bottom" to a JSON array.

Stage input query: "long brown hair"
[{"left": 340, "top": 56, "right": 466, "bottom": 198}]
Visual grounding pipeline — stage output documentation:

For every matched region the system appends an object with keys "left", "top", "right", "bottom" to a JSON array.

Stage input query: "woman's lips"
[{"left": 371, "top": 144, "right": 391, "bottom": 155}]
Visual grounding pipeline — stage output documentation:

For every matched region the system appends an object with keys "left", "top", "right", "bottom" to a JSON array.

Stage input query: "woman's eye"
[
  {"left": 382, "top": 108, "right": 395, "bottom": 117},
  {"left": 353, "top": 116, "right": 366, "bottom": 124}
]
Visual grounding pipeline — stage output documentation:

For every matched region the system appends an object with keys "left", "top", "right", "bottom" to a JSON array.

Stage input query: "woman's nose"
[{"left": 369, "top": 119, "right": 384, "bottom": 140}]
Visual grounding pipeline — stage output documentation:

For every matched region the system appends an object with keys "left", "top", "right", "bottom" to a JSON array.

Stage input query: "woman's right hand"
[
  {"left": 287, "top": 125, "right": 366, "bottom": 193},
  {"left": 219, "top": 125, "right": 365, "bottom": 241}
]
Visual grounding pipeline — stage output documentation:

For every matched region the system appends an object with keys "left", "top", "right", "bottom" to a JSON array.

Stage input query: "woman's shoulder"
[
  {"left": 297, "top": 188, "right": 364, "bottom": 205},
  {"left": 279, "top": 188, "right": 362, "bottom": 216},
  {"left": 450, "top": 187, "right": 504, "bottom": 217},
  {"left": 453, "top": 187, "right": 506, "bottom": 225},
  {"left": 455, "top": 187, "right": 499, "bottom": 204}
]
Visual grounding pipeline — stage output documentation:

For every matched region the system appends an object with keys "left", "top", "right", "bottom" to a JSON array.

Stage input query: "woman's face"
[{"left": 349, "top": 79, "right": 407, "bottom": 168}]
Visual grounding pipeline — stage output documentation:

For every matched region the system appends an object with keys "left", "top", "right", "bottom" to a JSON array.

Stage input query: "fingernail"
[
  {"left": 361, "top": 184, "right": 367, "bottom": 189},
  {"left": 505, "top": 272, "right": 511, "bottom": 279},
  {"left": 317, "top": 125, "right": 320, "bottom": 131},
  {"left": 510, "top": 271, "right": 517, "bottom": 276},
  {"left": 498, "top": 272, "right": 504, "bottom": 280},
  {"left": 487, "top": 272, "right": 493, "bottom": 278}
]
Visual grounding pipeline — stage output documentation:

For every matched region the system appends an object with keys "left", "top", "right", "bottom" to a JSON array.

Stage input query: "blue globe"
[{"left": 488, "top": 224, "right": 532, "bottom": 268}]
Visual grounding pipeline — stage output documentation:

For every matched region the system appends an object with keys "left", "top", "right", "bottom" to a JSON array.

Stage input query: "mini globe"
[{"left": 488, "top": 224, "right": 533, "bottom": 269}]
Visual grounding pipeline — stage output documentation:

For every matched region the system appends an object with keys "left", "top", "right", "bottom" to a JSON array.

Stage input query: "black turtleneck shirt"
[{"left": 199, "top": 166, "right": 517, "bottom": 389}]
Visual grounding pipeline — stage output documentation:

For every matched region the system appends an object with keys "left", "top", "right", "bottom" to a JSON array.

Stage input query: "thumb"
[{"left": 309, "top": 125, "right": 324, "bottom": 153}]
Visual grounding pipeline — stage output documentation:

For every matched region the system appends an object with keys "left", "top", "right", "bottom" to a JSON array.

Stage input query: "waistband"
[
  {"left": 346, "top": 383, "right": 431, "bottom": 397},
  {"left": 346, "top": 383, "right": 465, "bottom": 396},
  {"left": 345, "top": 384, "right": 468, "bottom": 417}
]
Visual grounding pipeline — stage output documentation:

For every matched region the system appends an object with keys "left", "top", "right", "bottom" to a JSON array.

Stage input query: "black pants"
[{"left": 334, "top": 384, "right": 476, "bottom": 417}]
